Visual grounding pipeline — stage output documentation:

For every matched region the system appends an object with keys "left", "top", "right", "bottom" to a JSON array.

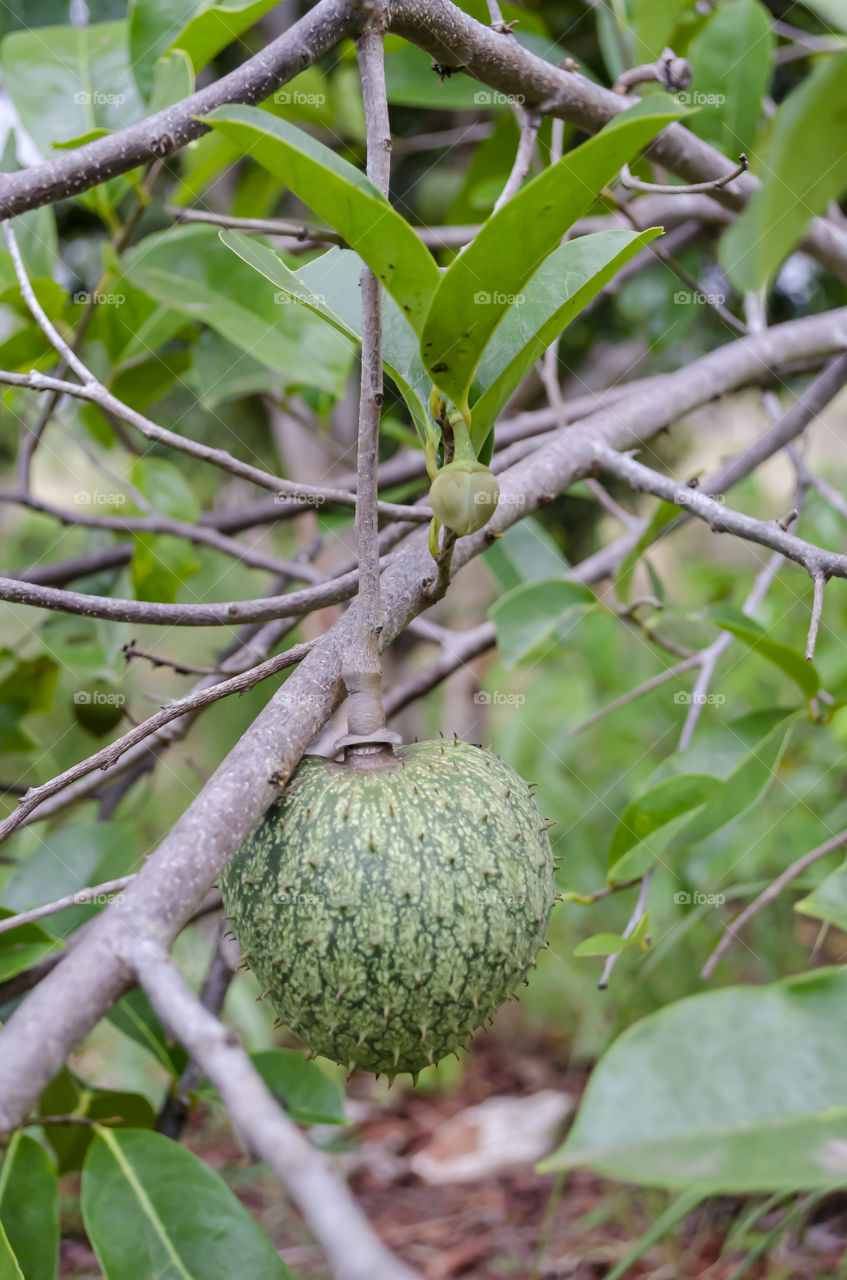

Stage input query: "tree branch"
[{"left": 130, "top": 940, "right": 417, "bottom": 1280}]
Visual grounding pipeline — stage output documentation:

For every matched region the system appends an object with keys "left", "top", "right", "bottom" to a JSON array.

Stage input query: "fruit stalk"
[{"left": 342, "top": 28, "right": 393, "bottom": 754}]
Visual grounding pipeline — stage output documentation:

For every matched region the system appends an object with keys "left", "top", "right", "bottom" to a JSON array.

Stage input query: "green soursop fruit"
[
  {"left": 221, "top": 739, "right": 554, "bottom": 1078},
  {"left": 429, "top": 460, "right": 500, "bottom": 536}
]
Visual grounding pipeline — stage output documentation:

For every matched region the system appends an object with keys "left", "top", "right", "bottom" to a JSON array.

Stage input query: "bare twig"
[
  {"left": 0, "top": 641, "right": 314, "bottom": 846},
  {"left": 701, "top": 828, "right": 847, "bottom": 980},
  {"left": 599, "top": 871, "right": 652, "bottom": 989},
  {"left": 493, "top": 111, "right": 541, "bottom": 212},
  {"left": 619, "top": 155, "right": 748, "bottom": 196},
  {"left": 0, "top": 877, "right": 135, "bottom": 935}
]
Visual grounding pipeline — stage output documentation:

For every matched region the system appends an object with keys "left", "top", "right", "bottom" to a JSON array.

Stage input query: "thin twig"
[
  {"left": 701, "top": 828, "right": 847, "bottom": 979},
  {"left": 806, "top": 573, "right": 827, "bottom": 662},
  {"left": 493, "top": 111, "right": 541, "bottom": 212},
  {"left": 0, "top": 877, "right": 135, "bottom": 935},
  {"left": 0, "top": 642, "right": 314, "bottom": 847},
  {"left": 122, "top": 642, "right": 224, "bottom": 678},
  {"left": 619, "top": 155, "right": 748, "bottom": 196},
  {"left": 599, "top": 871, "right": 652, "bottom": 989}
]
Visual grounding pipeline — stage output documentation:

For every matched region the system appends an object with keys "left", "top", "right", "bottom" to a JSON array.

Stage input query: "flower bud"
[{"left": 429, "top": 461, "right": 500, "bottom": 536}]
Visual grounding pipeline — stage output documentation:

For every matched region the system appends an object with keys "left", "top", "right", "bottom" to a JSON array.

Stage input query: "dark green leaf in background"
[{"left": 0, "top": 1132, "right": 59, "bottom": 1280}]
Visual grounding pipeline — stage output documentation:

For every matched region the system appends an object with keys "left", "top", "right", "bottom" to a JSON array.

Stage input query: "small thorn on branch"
[{"left": 806, "top": 571, "right": 827, "bottom": 662}]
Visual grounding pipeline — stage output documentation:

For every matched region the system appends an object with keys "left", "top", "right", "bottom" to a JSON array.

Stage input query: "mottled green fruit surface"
[
  {"left": 429, "top": 461, "right": 500, "bottom": 535},
  {"left": 221, "top": 739, "right": 554, "bottom": 1077}
]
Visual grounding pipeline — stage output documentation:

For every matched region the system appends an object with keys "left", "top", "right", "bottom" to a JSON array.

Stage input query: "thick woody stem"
[{"left": 342, "top": 26, "right": 393, "bottom": 747}]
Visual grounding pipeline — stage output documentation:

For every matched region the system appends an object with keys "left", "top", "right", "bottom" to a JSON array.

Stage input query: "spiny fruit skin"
[
  {"left": 221, "top": 740, "right": 554, "bottom": 1079},
  {"left": 429, "top": 461, "right": 500, "bottom": 536}
]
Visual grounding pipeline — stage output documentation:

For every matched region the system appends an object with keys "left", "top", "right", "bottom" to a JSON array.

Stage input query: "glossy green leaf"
[
  {"left": 220, "top": 235, "right": 432, "bottom": 435},
  {"left": 39, "top": 1069, "right": 156, "bottom": 1174},
  {"left": 82, "top": 1128, "right": 291, "bottom": 1279},
  {"left": 490, "top": 578, "right": 596, "bottom": 669},
  {"left": 609, "top": 774, "right": 720, "bottom": 870},
  {"left": 123, "top": 224, "right": 352, "bottom": 395},
  {"left": 204, "top": 106, "right": 441, "bottom": 334},
  {"left": 0, "top": 136, "right": 56, "bottom": 288},
  {"left": 0, "top": 1222, "right": 24, "bottom": 1280},
  {"left": 470, "top": 228, "right": 663, "bottom": 441},
  {"left": 0, "top": 1132, "right": 59, "bottom": 1280},
  {"left": 128, "top": 0, "right": 279, "bottom": 98},
  {"left": 706, "top": 606, "right": 821, "bottom": 700},
  {"left": 721, "top": 53, "right": 847, "bottom": 289},
  {"left": 419, "top": 98, "right": 690, "bottom": 415},
  {"left": 0, "top": 909, "right": 61, "bottom": 983},
  {"left": 107, "top": 990, "right": 189, "bottom": 1077},
  {"left": 796, "top": 858, "right": 847, "bottom": 932},
  {"left": 250, "top": 1050, "right": 347, "bottom": 1126},
  {"left": 0, "top": 23, "right": 144, "bottom": 154},
  {"left": 543, "top": 966, "right": 847, "bottom": 1191},
  {"left": 4, "top": 822, "right": 138, "bottom": 939},
  {"left": 687, "top": 0, "right": 773, "bottom": 155}
]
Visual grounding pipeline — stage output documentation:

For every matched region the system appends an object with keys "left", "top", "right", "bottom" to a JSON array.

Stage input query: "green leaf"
[
  {"left": 130, "top": 457, "right": 199, "bottom": 524},
  {"left": 665, "top": 709, "right": 802, "bottom": 855},
  {"left": 419, "top": 98, "right": 691, "bottom": 416},
  {"left": 107, "top": 991, "right": 189, "bottom": 1077},
  {"left": 123, "top": 224, "right": 352, "bottom": 395},
  {"left": 0, "top": 1132, "right": 59, "bottom": 1280},
  {"left": 220, "top": 235, "right": 432, "bottom": 435},
  {"left": 706, "top": 606, "right": 821, "bottom": 700},
  {"left": 609, "top": 774, "right": 720, "bottom": 871},
  {"left": 483, "top": 520, "right": 569, "bottom": 594},
  {"left": 632, "top": 0, "right": 691, "bottom": 61},
  {"left": 203, "top": 106, "right": 441, "bottom": 334},
  {"left": 800, "top": 1, "right": 847, "bottom": 32},
  {"left": 4, "top": 822, "right": 138, "bottom": 939},
  {"left": 721, "top": 53, "right": 847, "bottom": 290},
  {"left": 542, "top": 966, "right": 847, "bottom": 1191},
  {"left": 573, "top": 932, "right": 631, "bottom": 957},
  {"left": 128, "top": 0, "right": 279, "bottom": 99},
  {"left": 0, "top": 1222, "right": 24, "bottom": 1280},
  {"left": 687, "top": 0, "right": 773, "bottom": 155},
  {"left": 38, "top": 1069, "right": 156, "bottom": 1175},
  {"left": 796, "top": 857, "right": 847, "bottom": 932},
  {"left": 0, "top": 653, "right": 59, "bottom": 752},
  {"left": 148, "top": 48, "right": 195, "bottom": 115},
  {"left": 82, "top": 1128, "right": 292, "bottom": 1279},
  {"left": 131, "top": 533, "right": 198, "bottom": 604},
  {"left": 250, "top": 1050, "right": 347, "bottom": 1126},
  {"left": 615, "top": 501, "right": 679, "bottom": 604},
  {"left": 490, "top": 578, "right": 596, "bottom": 669},
  {"left": 470, "top": 228, "right": 663, "bottom": 440},
  {"left": 0, "top": 909, "right": 62, "bottom": 983},
  {"left": 0, "top": 22, "right": 144, "bottom": 155}
]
